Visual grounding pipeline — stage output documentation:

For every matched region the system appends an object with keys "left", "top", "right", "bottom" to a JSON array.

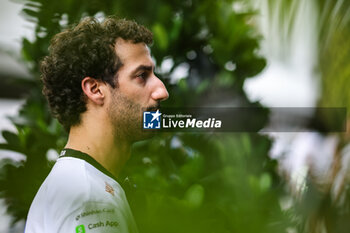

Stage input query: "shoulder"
[
  {"left": 26, "top": 157, "right": 91, "bottom": 232},
  {"left": 27, "top": 157, "right": 91, "bottom": 216},
  {"left": 45, "top": 157, "right": 90, "bottom": 202}
]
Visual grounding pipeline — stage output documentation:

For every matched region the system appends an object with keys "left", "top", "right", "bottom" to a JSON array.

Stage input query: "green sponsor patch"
[{"left": 76, "top": 224, "right": 86, "bottom": 233}]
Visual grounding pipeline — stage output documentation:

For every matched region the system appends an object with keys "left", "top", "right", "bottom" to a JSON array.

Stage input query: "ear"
[{"left": 81, "top": 77, "right": 106, "bottom": 105}]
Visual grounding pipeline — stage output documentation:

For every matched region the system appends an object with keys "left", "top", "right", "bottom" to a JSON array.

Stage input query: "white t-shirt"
[{"left": 25, "top": 148, "right": 139, "bottom": 233}]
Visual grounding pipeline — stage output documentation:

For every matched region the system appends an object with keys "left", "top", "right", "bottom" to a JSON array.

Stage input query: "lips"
[
  {"left": 146, "top": 103, "right": 160, "bottom": 112},
  {"left": 147, "top": 107, "right": 159, "bottom": 112}
]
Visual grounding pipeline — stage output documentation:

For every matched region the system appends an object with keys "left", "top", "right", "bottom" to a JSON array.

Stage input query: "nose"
[{"left": 151, "top": 76, "right": 169, "bottom": 101}]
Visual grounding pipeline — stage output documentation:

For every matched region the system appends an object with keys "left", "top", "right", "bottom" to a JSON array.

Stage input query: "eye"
[{"left": 136, "top": 72, "right": 148, "bottom": 81}]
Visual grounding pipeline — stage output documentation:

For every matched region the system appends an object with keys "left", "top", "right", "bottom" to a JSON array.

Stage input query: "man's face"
[{"left": 107, "top": 38, "right": 169, "bottom": 142}]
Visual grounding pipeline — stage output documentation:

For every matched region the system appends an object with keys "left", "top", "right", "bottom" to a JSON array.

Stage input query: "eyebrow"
[{"left": 131, "top": 65, "right": 154, "bottom": 74}]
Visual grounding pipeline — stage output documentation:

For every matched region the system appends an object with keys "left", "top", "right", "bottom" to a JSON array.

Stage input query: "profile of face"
[{"left": 107, "top": 38, "right": 169, "bottom": 142}]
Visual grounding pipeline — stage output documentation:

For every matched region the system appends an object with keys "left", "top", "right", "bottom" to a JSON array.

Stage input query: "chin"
[{"left": 128, "top": 129, "right": 157, "bottom": 143}]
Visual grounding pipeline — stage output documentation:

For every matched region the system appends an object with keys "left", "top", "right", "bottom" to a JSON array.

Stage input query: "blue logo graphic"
[{"left": 143, "top": 110, "right": 162, "bottom": 129}]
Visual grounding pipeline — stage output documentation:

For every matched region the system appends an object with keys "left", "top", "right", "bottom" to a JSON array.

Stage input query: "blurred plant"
[
  {"left": 295, "top": 0, "right": 350, "bottom": 232},
  {"left": 0, "top": 0, "right": 294, "bottom": 232}
]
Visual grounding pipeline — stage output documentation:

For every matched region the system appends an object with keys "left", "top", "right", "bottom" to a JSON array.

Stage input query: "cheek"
[{"left": 120, "top": 82, "right": 152, "bottom": 103}]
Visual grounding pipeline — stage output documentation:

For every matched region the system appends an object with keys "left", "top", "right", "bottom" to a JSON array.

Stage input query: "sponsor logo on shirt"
[
  {"left": 60, "top": 150, "right": 66, "bottom": 156},
  {"left": 75, "top": 208, "right": 115, "bottom": 221},
  {"left": 88, "top": 220, "right": 119, "bottom": 230},
  {"left": 105, "top": 182, "right": 115, "bottom": 196},
  {"left": 75, "top": 224, "right": 85, "bottom": 233}
]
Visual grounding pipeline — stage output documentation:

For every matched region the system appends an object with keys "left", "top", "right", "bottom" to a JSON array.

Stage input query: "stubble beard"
[{"left": 108, "top": 91, "right": 158, "bottom": 143}]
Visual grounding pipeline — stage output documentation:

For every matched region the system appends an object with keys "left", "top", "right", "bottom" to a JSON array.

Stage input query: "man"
[{"left": 24, "top": 16, "right": 169, "bottom": 233}]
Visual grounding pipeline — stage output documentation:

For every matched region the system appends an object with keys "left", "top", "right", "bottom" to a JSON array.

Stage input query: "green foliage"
[
  {"left": 0, "top": 0, "right": 294, "bottom": 232},
  {"left": 294, "top": 1, "right": 350, "bottom": 232},
  {"left": 318, "top": 19, "right": 350, "bottom": 111},
  {"left": 124, "top": 134, "right": 291, "bottom": 233},
  {"left": 0, "top": 93, "right": 66, "bottom": 223}
]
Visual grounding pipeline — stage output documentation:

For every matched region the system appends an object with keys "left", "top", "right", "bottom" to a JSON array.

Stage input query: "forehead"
[{"left": 114, "top": 38, "right": 153, "bottom": 69}]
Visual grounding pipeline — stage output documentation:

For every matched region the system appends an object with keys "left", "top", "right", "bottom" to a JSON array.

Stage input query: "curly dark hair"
[{"left": 41, "top": 16, "right": 153, "bottom": 130}]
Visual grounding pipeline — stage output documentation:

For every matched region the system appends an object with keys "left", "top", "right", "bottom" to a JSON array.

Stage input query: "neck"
[{"left": 65, "top": 121, "right": 131, "bottom": 178}]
